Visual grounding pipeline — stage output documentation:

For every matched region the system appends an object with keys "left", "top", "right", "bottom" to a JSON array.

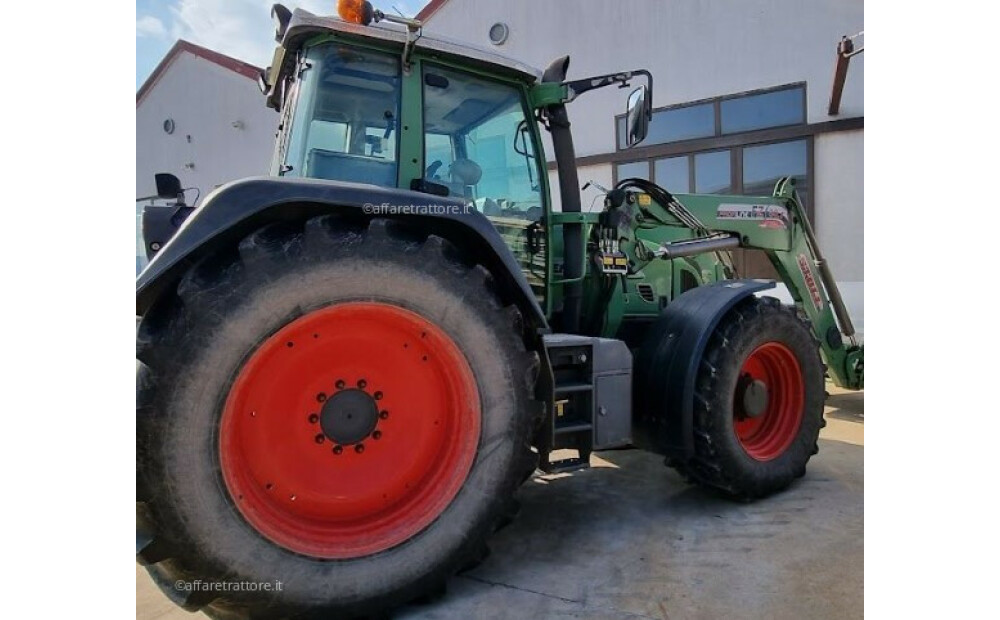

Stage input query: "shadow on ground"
[{"left": 825, "top": 390, "right": 864, "bottom": 423}]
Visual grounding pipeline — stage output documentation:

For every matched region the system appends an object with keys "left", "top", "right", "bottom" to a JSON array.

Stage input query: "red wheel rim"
[
  {"left": 733, "top": 342, "right": 804, "bottom": 461},
  {"left": 219, "top": 302, "right": 481, "bottom": 559}
]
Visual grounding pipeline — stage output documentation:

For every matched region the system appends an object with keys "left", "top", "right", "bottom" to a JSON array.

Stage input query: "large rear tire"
[
  {"left": 670, "top": 296, "right": 826, "bottom": 499},
  {"left": 136, "top": 217, "right": 540, "bottom": 619}
]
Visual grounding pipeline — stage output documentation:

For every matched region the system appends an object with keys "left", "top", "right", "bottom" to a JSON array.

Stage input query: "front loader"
[{"left": 136, "top": 3, "right": 863, "bottom": 618}]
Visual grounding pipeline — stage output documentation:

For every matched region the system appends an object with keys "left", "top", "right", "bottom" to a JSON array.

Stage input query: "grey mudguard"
[
  {"left": 634, "top": 279, "right": 776, "bottom": 459},
  {"left": 136, "top": 176, "right": 548, "bottom": 331}
]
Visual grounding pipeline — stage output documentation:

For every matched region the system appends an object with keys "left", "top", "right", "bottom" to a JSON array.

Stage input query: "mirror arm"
[{"left": 562, "top": 69, "right": 653, "bottom": 104}]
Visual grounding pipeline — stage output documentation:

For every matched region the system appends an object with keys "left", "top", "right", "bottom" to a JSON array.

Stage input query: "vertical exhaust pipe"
[{"left": 542, "top": 56, "right": 584, "bottom": 332}]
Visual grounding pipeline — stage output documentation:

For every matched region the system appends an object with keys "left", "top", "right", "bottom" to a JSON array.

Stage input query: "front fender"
[
  {"left": 136, "top": 176, "right": 548, "bottom": 331},
  {"left": 634, "top": 279, "right": 776, "bottom": 459}
]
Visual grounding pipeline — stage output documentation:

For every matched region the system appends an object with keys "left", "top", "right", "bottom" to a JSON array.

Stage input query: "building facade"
[
  {"left": 418, "top": 0, "right": 864, "bottom": 333},
  {"left": 136, "top": 41, "right": 278, "bottom": 272}
]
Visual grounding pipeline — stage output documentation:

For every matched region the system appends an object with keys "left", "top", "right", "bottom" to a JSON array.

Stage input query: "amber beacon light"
[{"left": 338, "top": 0, "right": 376, "bottom": 25}]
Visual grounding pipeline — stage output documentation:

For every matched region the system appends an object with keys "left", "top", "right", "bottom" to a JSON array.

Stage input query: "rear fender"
[{"left": 136, "top": 177, "right": 548, "bottom": 332}]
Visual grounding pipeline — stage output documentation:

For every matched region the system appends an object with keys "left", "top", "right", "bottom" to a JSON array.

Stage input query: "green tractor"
[{"left": 136, "top": 3, "right": 863, "bottom": 618}]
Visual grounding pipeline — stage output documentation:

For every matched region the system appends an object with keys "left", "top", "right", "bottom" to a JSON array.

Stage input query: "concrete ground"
[{"left": 137, "top": 382, "right": 863, "bottom": 620}]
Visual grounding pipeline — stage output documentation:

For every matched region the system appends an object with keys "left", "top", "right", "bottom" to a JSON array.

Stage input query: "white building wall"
[
  {"left": 548, "top": 163, "right": 615, "bottom": 213},
  {"left": 814, "top": 129, "right": 863, "bottom": 334},
  {"left": 136, "top": 52, "right": 278, "bottom": 202}
]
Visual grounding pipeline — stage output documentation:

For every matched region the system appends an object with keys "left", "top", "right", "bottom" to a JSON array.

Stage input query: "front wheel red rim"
[
  {"left": 733, "top": 342, "right": 805, "bottom": 461},
  {"left": 219, "top": 302, "right": 481, "bottom": 559}
]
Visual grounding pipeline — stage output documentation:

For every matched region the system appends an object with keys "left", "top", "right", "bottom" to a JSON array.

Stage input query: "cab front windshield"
[{"left": 283, "top": 43, "right": 402, "bottom": 186}]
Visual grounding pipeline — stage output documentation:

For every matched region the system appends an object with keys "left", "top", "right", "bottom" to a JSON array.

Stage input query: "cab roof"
[{"left": 265, "top": 9, "right": 542, "bottom": 109}]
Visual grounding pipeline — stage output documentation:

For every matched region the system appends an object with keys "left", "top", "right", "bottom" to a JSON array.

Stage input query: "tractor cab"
[
  {"left": 261, "top": 7, "right": 649, "bottom": 312},
  {"left": 265, "top": 9, "right": 547, "bottom": 209}
]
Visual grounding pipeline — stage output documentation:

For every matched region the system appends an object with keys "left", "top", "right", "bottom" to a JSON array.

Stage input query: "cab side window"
[{"left": 421, "top": 65, "right": 543, "bottom": 222}]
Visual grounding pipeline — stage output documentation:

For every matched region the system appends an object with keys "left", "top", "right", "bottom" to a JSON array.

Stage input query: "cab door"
[{"left": 418, "top": 63, "right": 549, "bottom": 305}]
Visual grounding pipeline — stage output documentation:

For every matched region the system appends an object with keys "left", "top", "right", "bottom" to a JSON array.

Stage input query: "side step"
[{"left": 538, "top": 334, "right": 633, "bottom": 474}]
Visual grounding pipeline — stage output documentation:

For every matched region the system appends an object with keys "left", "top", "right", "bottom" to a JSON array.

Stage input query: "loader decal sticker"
[
  {"left": 717, "top": 204, "right": 789, "bottom": 229},
  {"left": 797, "top": 254, "right": 824, "bottom": 310}
]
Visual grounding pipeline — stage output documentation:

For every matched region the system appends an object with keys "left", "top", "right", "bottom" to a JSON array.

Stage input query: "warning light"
[{"left": 338, "top": 0, "right": 375, "bottom": 25}]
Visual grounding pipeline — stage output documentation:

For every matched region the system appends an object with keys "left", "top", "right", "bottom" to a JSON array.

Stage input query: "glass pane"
[
  {"left": 423, "top": 64, "right": 547, "bottom": 300},
  {"left": 694, "top": 150, "right": 731, "bottom": 194},
  {"left": 425, "top": 133, "right": 454, "bottom": 180},
  {"left": 654, "top": 156, "right": 689, "bottom": 193},
  {"left": 720, "top": 87, "right": 804, "bottom": 134},
  {"left": 286, "top": 43, "right": 401, "bottom": 187},
  {"left": 742, "top": 140, "right": 808, "bottom": 198},
  {"left": 616, "top": 161, "right": 649, "bottom": 181},
  {"left": 618, "top": 103, "right": 714, "bottom": 148}
]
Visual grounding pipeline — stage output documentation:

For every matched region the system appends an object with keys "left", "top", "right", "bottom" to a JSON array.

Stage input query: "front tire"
[
  {"left": 136, "top": 217, "right": 540, "bottom": 619},
  {"left": 673, "top": 296, "right": 826, "bottom": 499}
]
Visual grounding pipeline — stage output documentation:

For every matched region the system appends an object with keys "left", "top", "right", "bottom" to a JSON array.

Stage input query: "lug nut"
[
  {"left": 373, "top": 430, "right": 382, "bottom": 440},
  {"left": 355, "top": 443, "right": 365, "bottom": 454},
  {"left": 357, "top": 379, "right": 367, "bottom": 389},
  {"left": 316, "top": 392, "right": 327, "bottom": 402},
  {"left": 314, "top": 434, "right": 325, "bottom": 444},
  {"left": 374, "top": 391, "right": 383, "bottom": 400},
  {"left": 308, "top": 413, "right": 319, "bottom": 424},
  {"left": 379, "top": 410, "right": 389, "bottom": 420},
  {"left": 335, "top": 379, "right": 346, "bottom": 390},
  {"left": 333, "top": 445, "right": 343, "bottom": 455}
]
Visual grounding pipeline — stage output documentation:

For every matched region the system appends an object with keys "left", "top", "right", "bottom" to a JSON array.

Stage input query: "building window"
[
  {"left": 616, "top": 160, "right": 650, "bottom": 181},
  {"left": 653, "top": 156, "right": 688, "bottom": 193},
  {"left": 616, "top": 139, "right": 807, "bottom": 199},
  {"left": 613, "top": 84, "right": 810, "bottom": 206},
  {"left": 694, "top": 150, "right": 731, "bottom": 194},
  {"left": 743, "top": 140, "right": 808, "bottom": 198},
  {"left": 720, "top": 87, "right": 805, "bottom": 134}
]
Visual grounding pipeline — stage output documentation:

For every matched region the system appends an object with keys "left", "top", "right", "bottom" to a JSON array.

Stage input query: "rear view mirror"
[
  {"left": 513, "top": 120, "right": 533, "bottom": 157},
  {"left": 625, "top": 85, "right": 650, "bottom": 148},
  {"left": 155, "top": 173, "right": 183, "bottom": 200}
]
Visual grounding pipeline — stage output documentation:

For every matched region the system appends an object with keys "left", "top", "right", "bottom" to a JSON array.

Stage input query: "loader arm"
[
  {"left": 628, "top": 178, "right": 863, "bottom": 390},
  {"left": 763, "top": 178, "right": 863, "bottom": 390}
]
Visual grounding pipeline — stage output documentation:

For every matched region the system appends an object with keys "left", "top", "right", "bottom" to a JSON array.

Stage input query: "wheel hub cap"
[
  {"left": 320, "top": 388, "right": 378, "bottom": 445},
  {"left": 739, "top": 377, "right": 770, "bottom": 418}
]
